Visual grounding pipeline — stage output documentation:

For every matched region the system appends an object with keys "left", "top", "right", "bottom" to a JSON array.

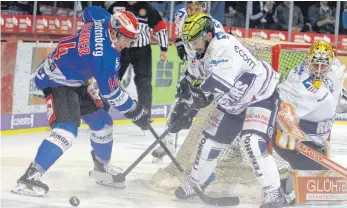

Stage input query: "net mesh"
[{"left": 149, "top": 39, "right": 310, "bottom": 199}]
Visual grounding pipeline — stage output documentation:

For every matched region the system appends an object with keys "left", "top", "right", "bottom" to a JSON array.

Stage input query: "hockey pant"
[{"left": 191, "top": 92, "right": 281, "bottom": 193}]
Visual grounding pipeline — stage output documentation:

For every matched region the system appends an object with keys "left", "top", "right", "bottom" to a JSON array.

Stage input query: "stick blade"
[
  {"left": 89, "top": 171, "right": 126, "bottom": 183},
  {"left": 200, "top": 195, "right": 240, "bottom": 206}
]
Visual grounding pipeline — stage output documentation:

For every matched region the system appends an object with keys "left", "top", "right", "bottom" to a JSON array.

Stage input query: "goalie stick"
[
  {"left": 147, "top": 124, "right": 240, "bottom": 206},
  {"left": 277, "top": 101, "right": 347, "bottom": 179},
  {"left": 89, "top": 129, "right": 171, "bottom": 183}
]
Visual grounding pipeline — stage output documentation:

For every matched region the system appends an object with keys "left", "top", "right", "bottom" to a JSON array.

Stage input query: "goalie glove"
[
  {"left": 167, "top": 100, "right": 197, "bottom": 133},
  {"left": 275, "top": 128, "right": 300, "bottom": 151}
]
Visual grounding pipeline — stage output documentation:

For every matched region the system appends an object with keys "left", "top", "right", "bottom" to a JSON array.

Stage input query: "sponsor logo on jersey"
[
  {"left": 174, "top": 10, "right": 185, "bottom": 23},
  {"left": 50, "top": 130, "right": 70, "bottom": 147},
  {"left": 302, "top": 77, "right": 318, "bottom": 93},
  {"left": 210, "top": 59, "right": 228, "bottom": 66},
  {"left": 293, "top": 63, "right": 305, "bottom": 76},
  {"left": 243, "top": 133, "right": 263, "bottom": 177},
  {"left": 193, "top": 137, "right": 206, "bottom": 170},
  {"left": 234, "top": 45, "right": 256, "bottom": 69},
  {"left": 93, "top": 19, "right": 105, "bottom": 57},
  {"left": 317, "top": 92, "right": 328, "bottom": 102},
  {"left": 323, "top": 77, "right": 334, "bottom": 93},
  {"left": 91, "top": 132, "right": 113, "bottom": 143}
]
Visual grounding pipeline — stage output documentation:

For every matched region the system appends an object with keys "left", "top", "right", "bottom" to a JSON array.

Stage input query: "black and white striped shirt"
[{"left": 108, "top": 1, "right": 169, "bottom": 51}]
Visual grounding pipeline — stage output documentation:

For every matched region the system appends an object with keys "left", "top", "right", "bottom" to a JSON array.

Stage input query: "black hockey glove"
[
  {"left": 190, "top": 86, "right": 214, "bottom": 110},
  {"left": 175, "top": 38, "right": 187, "bottom": 61},
  {"left": 168, "top": 101, "right": 197, "bottom": 133},
  {"left": 124, "top": 101, "right": 150, "bottom": 130}
]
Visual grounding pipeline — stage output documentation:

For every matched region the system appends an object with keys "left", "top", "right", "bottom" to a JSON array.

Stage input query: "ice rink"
[{"left": 1, "top": 123, "right": 346, "bottom": 208}]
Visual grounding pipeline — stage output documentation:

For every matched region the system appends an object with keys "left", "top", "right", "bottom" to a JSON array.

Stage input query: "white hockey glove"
[
  {"left": 275, "top": 129, "right": 300, "bottom": 151},
  {"left": 276, "top": 101, "right": 307, "bottom": 151}
]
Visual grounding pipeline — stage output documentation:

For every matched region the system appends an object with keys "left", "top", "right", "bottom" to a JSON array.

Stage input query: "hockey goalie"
[{"left": 274, "top": 40, "right": 347, "bottom": 205}]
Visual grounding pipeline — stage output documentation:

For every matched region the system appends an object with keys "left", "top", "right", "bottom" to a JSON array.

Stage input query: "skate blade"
[
  {"left": 11, "top": 183, "right": 46, "bottom": 196},
  {"left": 96, "top": 180, "right": 126, "bottom": 189}
]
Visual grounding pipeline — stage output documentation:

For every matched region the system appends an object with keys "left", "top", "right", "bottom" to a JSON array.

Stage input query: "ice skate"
[
  {"left": 90, "top": 150, "right": 125, "bottom": 189},
  {"left": 260, "top": 188, "right": 287, "bottom": 208},
  {"left": 11, "top": 163, "right": 49, "bottom": 196},
  {"left": 174, "top": 173, "right": 215, "bottom": 200}
]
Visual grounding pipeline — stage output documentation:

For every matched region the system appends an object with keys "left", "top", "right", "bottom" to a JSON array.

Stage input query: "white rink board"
[{"left": 1, "top": 123, "right": 347, "bottom": 208}]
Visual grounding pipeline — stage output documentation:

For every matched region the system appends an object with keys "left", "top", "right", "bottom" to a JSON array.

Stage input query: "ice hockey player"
[
  {"left": 274, "top": 40, "right": 346, "bottom": 204},
  {"left": 168, "top": 13, "right": 286, "bottom": 208},
  {"left": 151, "top": 1, "right": 225, "bottom": 163},
  {"left": 12, "top": 6, "right": 150, "bottom": 196}
]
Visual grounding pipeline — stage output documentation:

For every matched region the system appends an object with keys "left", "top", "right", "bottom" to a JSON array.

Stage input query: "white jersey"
[
  {"left": 192, "top": 33, "right": 280, "bottom": 115},
  {"left": 174, "top": 8, "right": 225, "bottom": 78},
  {"left": 278, "top": 59, "right": 346, "bottom": 146}
]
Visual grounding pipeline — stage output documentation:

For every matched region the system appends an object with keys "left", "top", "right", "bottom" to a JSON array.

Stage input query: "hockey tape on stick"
[
  {"left": 147, "top": 124, "right": 240, "bottom": 206},
  {"left": 277, "top": 102, "right": 347, "bottom": 179}
]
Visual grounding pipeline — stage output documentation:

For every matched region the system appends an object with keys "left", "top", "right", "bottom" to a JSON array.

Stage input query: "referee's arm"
[{"left": 148, "top": 4, "right": 169, "bottom": 61}]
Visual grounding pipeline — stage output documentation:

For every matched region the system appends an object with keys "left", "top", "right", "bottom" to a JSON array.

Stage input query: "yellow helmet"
[
  {"left": 181, "top": 13, "right": 214, "bottom": 43},
  {"left": 307, "top": 40, "right": 333, "bottom": 88}
]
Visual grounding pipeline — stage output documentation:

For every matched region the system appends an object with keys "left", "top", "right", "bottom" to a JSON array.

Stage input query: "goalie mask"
[{"left": 307, "top": 40, "right": 333, "bottom": 88}]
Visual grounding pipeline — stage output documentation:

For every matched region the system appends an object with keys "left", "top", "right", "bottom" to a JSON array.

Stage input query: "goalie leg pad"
[
  {"left": 191, "top": 136, "right": 223, "bottom": 185},
  {"left": 240, "top": 132, "right": 281, "bottom": 193},
  {"left": 273, "top": 141, "right": 328, "bottom": 170},
  {"left": 83, "top": 109, "right": 114, "bottom": 163}
]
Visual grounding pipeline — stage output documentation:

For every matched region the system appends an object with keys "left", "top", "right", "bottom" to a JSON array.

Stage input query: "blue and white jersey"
[
  {"left": 174, "top": 8, "right": 225, "bottom": 78},
  {"left": 34, "top": 6, "right": 134, "bottom": 113},
  {"left": 191, "top": 33, "right": 280, "bottom": 115},
  {"left": 278, "top": 59, "right": 346, "bottom": 146}
]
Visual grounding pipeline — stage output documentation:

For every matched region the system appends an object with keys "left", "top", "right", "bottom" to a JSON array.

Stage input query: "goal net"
[{"left": 149, "top": 39, "right": 311, "bottom": 202}]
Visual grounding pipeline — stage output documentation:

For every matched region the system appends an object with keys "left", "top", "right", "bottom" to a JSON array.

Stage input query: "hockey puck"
[{"left": 69, "top": 196, "right": 80, "bottom": 207}]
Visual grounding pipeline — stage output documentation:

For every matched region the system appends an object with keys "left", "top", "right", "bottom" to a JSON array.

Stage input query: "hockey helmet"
[{"left": 110, "top": 10, "right": 140, "bottom": 40}]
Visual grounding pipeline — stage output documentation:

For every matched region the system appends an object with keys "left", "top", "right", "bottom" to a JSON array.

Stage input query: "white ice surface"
[{"left": 1, "top": 123, "right": 346, "bottom": 208}]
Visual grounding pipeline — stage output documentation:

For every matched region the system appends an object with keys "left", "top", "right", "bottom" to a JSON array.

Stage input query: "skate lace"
[
  {"left": 105, "top": 164, "right": 123, "bottom": 175},
  {"left": 181, "top": 184, "right": 196, "bottom": 196},
  {"left": 264, "top": 190, "right": 280, "bottom": 204},
  {"left": 27, "top": 171, "right": 41, "bottom": 181}
]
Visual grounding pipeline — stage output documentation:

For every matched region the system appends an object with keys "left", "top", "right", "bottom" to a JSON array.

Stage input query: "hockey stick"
[
  {"left": 147, "top": 124, "right": 240, "bottom": 206},
  {"left": 277, "top": 102, "right": 347, "bottom": 179},
  {"left": 89, "top": 129, "right": 171, "bottom": 183}
]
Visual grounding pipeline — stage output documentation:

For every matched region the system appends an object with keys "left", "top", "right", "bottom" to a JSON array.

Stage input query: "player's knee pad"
[
  {"left": 191, "top": 136, "right": 223, "bottom": 184},
  {"left": 82, "top": 109, "right": 113, "bottom": 131},
  {"left": 45, "top": 125, "right": 77, "bottom": 153},
  {"left": 240, "top": 132, "right": 280, "bottom": 192}
]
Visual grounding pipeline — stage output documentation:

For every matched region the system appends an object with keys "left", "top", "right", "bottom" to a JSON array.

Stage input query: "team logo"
[
  {"left": 139, "top": 9, "right": 146, "bottom": 16},
  {"left": 302, "top": 77, "right": 318, "bottom": 93}
]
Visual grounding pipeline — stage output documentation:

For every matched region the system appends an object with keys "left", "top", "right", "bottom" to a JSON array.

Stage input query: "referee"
[{"left": 107, "top": 1, "right": 169, "bottom": 128}]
